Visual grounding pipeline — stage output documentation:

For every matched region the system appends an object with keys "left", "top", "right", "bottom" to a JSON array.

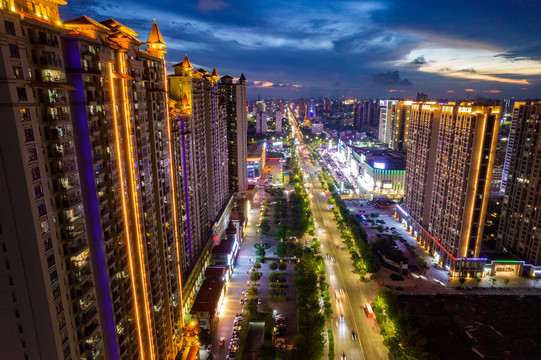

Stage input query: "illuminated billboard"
[{"left": 374, "top": 162, "right": 385, "bottom": 170}]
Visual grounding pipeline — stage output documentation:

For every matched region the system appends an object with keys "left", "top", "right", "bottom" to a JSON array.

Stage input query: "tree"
[
  {"left": 458, "top": 277, "right": 466, "bottom": 285},
  {"left": 248, "top": 286, "right": 259, "bottom": 297},
  {"left": 269, "top": 262, "right": 279, "bottom": 271},
  {"left": 278, "top": 262, "right": 287, "bottom": 271},
  {"left": 276, "top": 241, "right": 297, "bottom": 258},
  {"left": 258, "top": 342, "right": 277, "bottom": 360},
  {"left": 250, "top": 272, "right": 262, "bottom": 282},
  {"left": 256, "top": 247, "right": 266, "bottom": 258},
  {"left": 259, "top": 219, "right": 271, "bottom": 234},
  {"left": 253, "top": 262, "right": 262, "bottom": 269}
]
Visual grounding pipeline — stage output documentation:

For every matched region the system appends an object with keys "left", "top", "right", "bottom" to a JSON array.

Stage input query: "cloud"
[
  {"left": 401, "top": 46, "right": 538, "bottom": 85},
  {"left": 465, "top": 88, "right": 475, "bottom": 92},
  {"left": 248, "top": 80, "right": 302, "bottom": 88},
  {"left": 368, "top": 71, "right": 412, "bottom": 87},
  {"left": 389, "top": 89, "right": 406, "bottom": 93},
  {"left": 522, "top": 87, "right": 528, "bottom": 90},
  {"left": 447, "top": 90, "right": 456, "bottom": 93},
  {"left": 411, "top": 56, "right": 426, "bottom": 65},
  {"left": 197, "top": 0, "right": 230, "bottom": 11},
  {"left": 483, "top": 89, "right": 501, "bottom": 93}
]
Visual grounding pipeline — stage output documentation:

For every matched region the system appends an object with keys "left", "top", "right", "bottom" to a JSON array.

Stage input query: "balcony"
[
  {"left": 62, "top": 192, "right": 82, "bottom": 208},
  {"left": 81, "top": 305, "right": 98, "bottom": 326}
]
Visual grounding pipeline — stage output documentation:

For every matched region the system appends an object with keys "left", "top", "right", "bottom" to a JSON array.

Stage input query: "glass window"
[
  {"left": 41, "top": 220, "right": 49, "bottom": 235},
  {"left": 20, "top": 108, "right": 30, "bottom": 122},
  {"left": 28, "top": 146, "right": 37, "bottom": 161},
  {"left": 24, "top": 128, "right": 34, "bottom": 142},
  {"left": 4, "top": 21, "right": 15, "bottom": 35},
  {"left": 47, "top": 254, "right": 55, "bottom": 268},
  {"left": 37, "top": 202, "right": 47, "bottom": 217},
  {"left": 13, "top": 66, "right": 23, "bottom": 80},
  {"left": 50, "top": 270, "right": 58, "bottom": 283},
  {"left": 17, "top": 87, "right": 27, "bottom": 101},
  {"left": 31, "top": 166, "right": 41, "bottom": 180},
  {"left": 34, "top": 184, "right": 43, "bottom": 198},
  {"left": 9, "top": 44, "right": 19, "bottom": 58}
]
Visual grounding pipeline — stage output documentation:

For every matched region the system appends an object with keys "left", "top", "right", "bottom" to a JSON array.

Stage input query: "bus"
[{"left": 365, "top": 303, "right": 374, "bottom": 318}]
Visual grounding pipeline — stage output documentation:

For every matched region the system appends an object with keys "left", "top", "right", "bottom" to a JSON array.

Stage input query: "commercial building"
[
  {"left": 247, "top": 143, "right": 266, "bottom": 183},
  {"left": 399, "top": 102, "right": 500, "bottom": 276},
  {"left": 312, "top": 122, "right": 324, "bottom": 134},
  {"left": 498, "top": 103, "right": 541, "bottom": 266},
  {"left": 305, "top": 97, "right": 316, "bottom": 126},
  {"left": 0, "top": 3, "right": 184, "bottom": 359},
  {"left": 219, "top": 74, "right": 248, "bottom": 195}
]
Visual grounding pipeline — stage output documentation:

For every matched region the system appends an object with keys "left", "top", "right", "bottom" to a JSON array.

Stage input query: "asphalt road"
[{"left": 292, "top": 135, "right": 388, "bottom": 358}]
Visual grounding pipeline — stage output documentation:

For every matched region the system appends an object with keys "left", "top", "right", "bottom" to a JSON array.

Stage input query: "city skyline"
[{"left": 61, "top": 0, "right": 541, "bottom": 99}]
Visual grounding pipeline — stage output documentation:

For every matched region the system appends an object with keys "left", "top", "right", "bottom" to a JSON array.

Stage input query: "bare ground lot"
[{"left": 400, "top": 295, "right": 541, "bottom": 360}]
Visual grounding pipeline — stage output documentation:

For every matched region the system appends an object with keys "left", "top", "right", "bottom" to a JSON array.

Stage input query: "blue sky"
[{"left": 62, "top": 0, "right": 541, "bottom": 99}]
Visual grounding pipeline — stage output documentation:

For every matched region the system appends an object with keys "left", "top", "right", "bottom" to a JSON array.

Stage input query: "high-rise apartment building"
[
  {"left": 256, "top": 110, "right": 267, "bottom": 135},
  {"left": 399, "top": 102, "right": 500, "bottom": 276},
  {"left": 0, "top": 3, "right": 183, "bottom": 359},
  {"left": 498, "top": 103, "right": 541, "bottom": 265},
  {"left": 378, "top": 100, "right": 411, "bottom": 151},
  {"left": 218, "top": 74, "right": 248, "bottom": 194},
  {"left": 378, "top": 100, "right": 396, "bottom": 145},
  {"left": 275, "top": 109, "right": 283, "bottom": 134},
  {"left": 305, "top": 97, "right": 316, "bottom": 126}
]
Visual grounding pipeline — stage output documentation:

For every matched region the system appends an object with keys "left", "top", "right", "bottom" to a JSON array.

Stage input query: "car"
[
  {"left": 257, "top": 298, "right": 262, "bottom": 305},
  {"left": 341, "top": 352, "right": 347, "bottom": 360},
  {"left": 326, "top": 253, "right": 330, "bottom": 259},
  {"left": 331, "top": 256, "right": 336, "bottom": 262},
  {"left": 340, "top": 314, "right": 344, "bottom": 322},
  {"left": 239, "top": 298, "right": 244, "bottom": 304},
  {"left": 219, "top": 338, "right": 225, "bottom": 347},
  {"left": 351, "top": 331, "right": 357, "bottom": 340}
]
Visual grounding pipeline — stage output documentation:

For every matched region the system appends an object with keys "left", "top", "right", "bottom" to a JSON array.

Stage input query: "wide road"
[{"left": 290, "top": 117, "right": 388, "bottom": 360}]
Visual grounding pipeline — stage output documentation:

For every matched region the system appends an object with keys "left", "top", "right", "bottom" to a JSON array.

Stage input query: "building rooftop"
[
  {"left": 366, "top": 156, "right": 406, "bottom": 171},
  {"left": 205, "top": 265, "right": 228, "bottom": 279},
  {"left": 212, "top": 238, "right": 234, "bottom": 255},
  {"left": 190, "top": 277, "right": 224, "bottom": 314},
  {"left": 247, "top": 143, "right": 264, "bottom": 158}
]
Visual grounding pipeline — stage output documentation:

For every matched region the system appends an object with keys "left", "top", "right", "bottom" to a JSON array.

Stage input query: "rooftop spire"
[
  {"left": 146, "top": 19, "right": 166, "bottom": 45},
  {"left": 239, "top": 73, "right": 246, "bottom": 84},
  {"left": 145, "top": 19, "right": 167, "bottom": 59},
  {"left": 182, "top": 54, "right": 193, "bottom": 70}
]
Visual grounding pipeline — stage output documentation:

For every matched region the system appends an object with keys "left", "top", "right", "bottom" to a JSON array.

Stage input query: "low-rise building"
[{"left": 247, "top": 143, "right": 266, "bottom": 183}]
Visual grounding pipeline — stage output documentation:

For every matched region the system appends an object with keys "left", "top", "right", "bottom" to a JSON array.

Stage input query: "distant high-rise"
[
  {"left": 378, "top": 100, "right": 396, "bottom": 145},
  {"left": 256, "top": 111, "right": 267, "bottom": 134},
  {"left": 306, "top": 97, "right": 316, "bottom": 126},
  {"left": 498, "top": 103, "right": 541, "bottom": 265},
  {"left": 219, "top": 74, "right": 248, "bottom": 194},
  {"left": 275, "top": 110, "right": 283, "bottom": 134},
  {"left": 399, "top": 102, "right": 500, "bottom": 276},
  {"left": 297, "top": 98, "right": 307, "bottom": 120},
  {"left": 0, "top": 4, "right": 183, "bottom": 359}
]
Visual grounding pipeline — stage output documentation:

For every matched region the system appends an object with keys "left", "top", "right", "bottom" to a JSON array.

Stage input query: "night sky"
[{"left": 63, "top": 0, "right": 541, "bottom": 99}]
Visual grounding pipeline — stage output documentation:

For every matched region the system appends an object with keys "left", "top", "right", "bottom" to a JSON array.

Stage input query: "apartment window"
[
  {"left": 9, "top": 44, "right": 19, "bottom": 58},
  {"left": 18, "top": 324, "right": 23, "bottom": 333},
  {"left": 44, "top": 237, "right": 52, "bottom": 251},
  {"left": 2, "top": 243, "right": 6, "bottom": 252},
  {"left": 37, "top": 202, "right": 47, "bottom": 216},
  {"left": 5, "top": 260, "right": 10, "bottom": 269},
  {"left": 15, "top": 309, "right": 20, "bottom": 318},
  {"left": 41, "top": 220, "right": 49, "bottom": 235},
  {"left": 21, "top": 340, "right": 26, "bottom": 349},
  {"left": 28, "top": 147, "right": 37, "bottom": 162},
  {"left": 61, "top": 330, "right": 68, "bottom": 344},
  {"left": 24, "top": 128, "right": 34, "bottom": 142},
  {"left": 13, "top": 66, "right": 23, "bottom": 79},
  {"left": 55, "top": 301, "right": 63, "bottom": 314},
  {"left": 34, "top": 184, "right": 43, "bottom": 198},
  {"left": 17, "top": 87, "right": 27, "bottom": 101},
  {"left": 50, "top": 270, "right": 58, "bottom": 283},
  {"left": 46, "top": 254, "right": 55, "bottom": 268},
  {"left": 63, "top": 345, "right": 70, "bottom": 359},
  {"left": 12, "top": 293, "right": 17, "bottom": 302},
  {"left": 58, "top": 315, "right": 65, "bottom": 330},
  {"left": 53, "top": 286, "right": 60, "bottom": 300},
  {"left": 4, "top": 20, "right": 15, "bottom": 35},
  {"left": 31, "top": 166, "right": 41, "bottom": 180},
  {"left": 20, "top": 108, "right": 30, "bottom": 122}
]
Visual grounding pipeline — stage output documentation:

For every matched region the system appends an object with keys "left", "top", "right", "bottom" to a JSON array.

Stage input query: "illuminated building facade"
[
  {"left": 168, "top": 56, "right": 214, "bottom": 280},
  {"left": 378, "top": 100, "right": 411, "bottom": 151},
  {"left": 219, "top": 74, "right": 248, "bottom": 195},
  {"left": 498, "top": 103, "right": 541, "bottom": 265},
  {"left": 305, "top": 97, "right": 316, "bottom": 126},
  {"left": 400, "top": 102, "right": 500, "bottom": 276},
  {"left": 0, "top": 2, "right": 184, "bottom": 359}
]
